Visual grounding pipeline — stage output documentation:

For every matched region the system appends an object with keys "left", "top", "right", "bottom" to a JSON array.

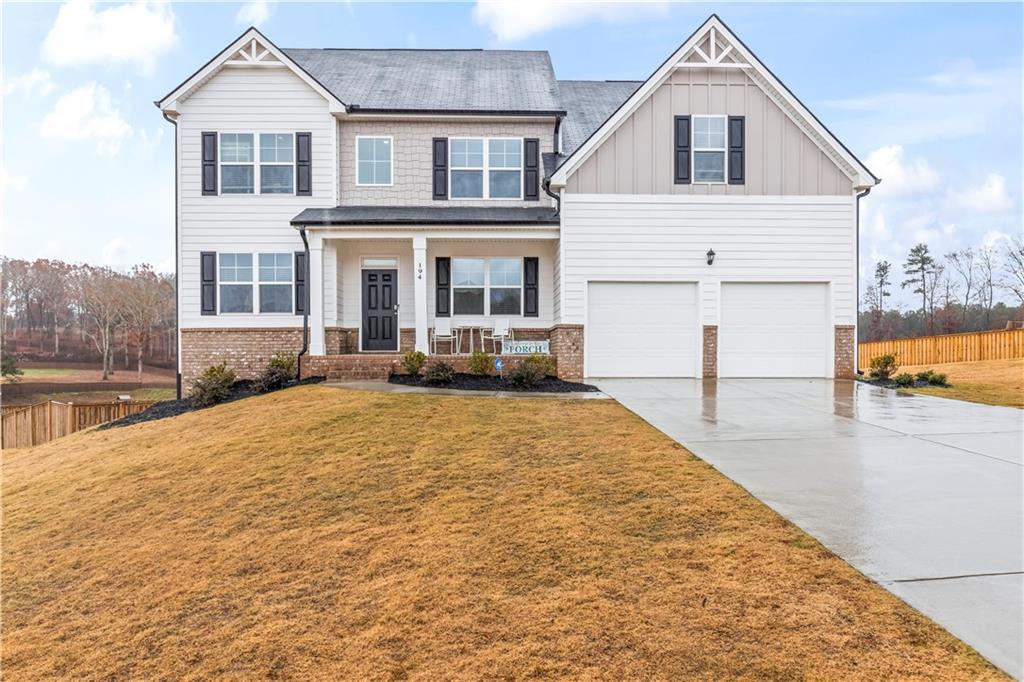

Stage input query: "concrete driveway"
[{"left": 594, "top": 378, "right": 1023, "bottom": 678}]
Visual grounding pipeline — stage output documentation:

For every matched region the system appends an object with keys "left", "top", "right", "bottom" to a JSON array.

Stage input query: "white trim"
[
  {"left": 448, "top": 137, "right": 524, "bottom": 201},
  {"left": 302, "top": 228, "right": 560, "bottom": 240},
  {"left": 354, "top": 135, "right": 394, "bottom": 187},
  {"left": 548, "top": 15, "right": 877, "bottom": 189},
  {"left": 691, "top": 114, "right": 728, "bottom": 185},
  {"left": 158, "top": 28, "right": 345, "bottom": 114},
  {"left": 358, "top": 255, "right": 401, "bottom": 353}
]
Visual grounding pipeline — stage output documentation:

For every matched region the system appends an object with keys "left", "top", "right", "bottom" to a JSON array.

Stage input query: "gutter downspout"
[
  {"left": 543, "top": 180, "right": 561, "bottom": 216},
  {"left": 162, "top": 111, "right": 181, "bottom": 399},
  {"left": 854, "top": 186, "right": 873, "bottom": 376},
  {"left": 297, "top": 226, "right": 310, "bottom": 377}
]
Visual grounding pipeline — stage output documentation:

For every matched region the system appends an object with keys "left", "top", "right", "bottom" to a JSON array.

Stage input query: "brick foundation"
[
  {"left": 181, "top": 328, "right": 305, "bottom": 389},
  {"left": 702, "top": 325, "right": 718, "bottom": 378},
  {"left": 549, "top": 324, "right": 584, "bottom": 381},
  {"left": 834, "top": 325, "right": 856, "bottom": 379}
]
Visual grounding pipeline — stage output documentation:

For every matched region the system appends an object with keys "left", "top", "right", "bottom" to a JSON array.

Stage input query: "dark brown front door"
[{"left": 362, "top": 269, "right": 398, "bottom": 351}]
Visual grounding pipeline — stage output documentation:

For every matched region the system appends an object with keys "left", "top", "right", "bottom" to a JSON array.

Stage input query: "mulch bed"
[
  {"left": 99, "top": 376, "right": 325, "bottom": 430},
  {"left": 858, "top": 377, "right": 951, "bottom": 390},
  {"left": 389, "top": 372, "right": 599, "bottom": 393}
]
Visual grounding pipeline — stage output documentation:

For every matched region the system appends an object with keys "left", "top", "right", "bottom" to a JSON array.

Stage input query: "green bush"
[
  {"left": 507, "top": 353, "right": 554, "bottom": 388},
  {"left": 423, "top": 361, "right": 455, "bottom": 385},
  {"left": 1, "top": 347, "right": 22, "bottom": 382},
  {"left": 868, "top": 353, "right": 900, "bottom": 381},
  {"left": 268, "top": 352, "right": 296, "bottom": 375},
  {"left": 467, "top": 350, "right": 494, "bottom": 376},
  {"left": 915, "top": 370, "right": 934, "bottom": 383},
  {"left": 403, "top": 350, "right": 427, "bottom": 376},
  {"left": 928, "top": 372, "right": 950, "bottom": 387},
  {"left": 893, "top": 373, "right": 915, "bottom": 388},
  {"left": 191, "top": 363, "right": 236, "bottom": 407}
]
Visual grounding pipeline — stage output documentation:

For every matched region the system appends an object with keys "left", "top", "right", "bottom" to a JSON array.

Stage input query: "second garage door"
[
  {"left": 587, "top": 282, "right": 699, "bottom": 377},
  {"left": 719, "top": 282, "right": 830, "bottom": 378}
]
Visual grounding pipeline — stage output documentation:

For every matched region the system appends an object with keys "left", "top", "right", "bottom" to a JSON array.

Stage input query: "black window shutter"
[
  {"left": 673, "top": 116, "right": 691, "bottom": 185},
  {"left": 432, "top": 138, "right": 447, "bottom": 200},
  {"left": 200, "top": 251, "right": 217, "bottom": 315},
  {"left": 201, "top": 132, "right": 217, "bottom": 195},
  {"left": 294, "top": 251, "right": 307, "bottom": 315},
  {"left": 435, "top": 257, "right": 450, "bottom": 316},
  {"left": 296, "top": 132, "right": 312, "bottom": 196},
  {"left": 728, "top": 116, "right": 745, "bottom": 185},
  {"left": 523, "top": 138, "right": 540, "bottom": 201},
  {"left": 523, "top": 257, "right": 539, "bottom": 317}
]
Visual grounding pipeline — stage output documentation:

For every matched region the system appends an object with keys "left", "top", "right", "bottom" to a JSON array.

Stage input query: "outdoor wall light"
[{"left": 706, "top": 248, "right": 716, "bottom": 265}]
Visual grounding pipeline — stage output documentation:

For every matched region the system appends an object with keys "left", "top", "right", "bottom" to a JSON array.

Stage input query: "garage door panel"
[
  {"left": 588, "top": 282, "right": 699, "bottom": 378},
  {"left": 720, "top": 283, "right": 830, "bottom": 378}
]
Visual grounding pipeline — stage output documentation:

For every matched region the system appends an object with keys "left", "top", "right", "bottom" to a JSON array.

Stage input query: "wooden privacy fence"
[
  {"left": 1, "top": 400, "right": 155, "bottom": 449},
  {"left": 858, "top": 329, "right": 1024, "bottom": 370}
]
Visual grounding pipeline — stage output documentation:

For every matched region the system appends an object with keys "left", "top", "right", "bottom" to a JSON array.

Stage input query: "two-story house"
[{"left": 157, "top": 15, "right": 878, "bottom": 391}]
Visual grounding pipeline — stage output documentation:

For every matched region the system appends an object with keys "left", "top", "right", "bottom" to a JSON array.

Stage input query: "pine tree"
[{"left": 902, "top": 244, "right": 936, "bottom": 334}]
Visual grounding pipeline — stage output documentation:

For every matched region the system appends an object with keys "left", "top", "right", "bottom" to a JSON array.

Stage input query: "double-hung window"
[
  {"left": 219, "top": 253, "right": 254, "bottom": 313},
  {"left": 356, "top": 136, "right": 392, "bottom": 185},
  {"left": 450, "top": 138, "right": 522, "bottom": 199},
  {"left": 451, "top": 257, "right": 523, "bottom": 315},
  {"left": 258, "top": 253, "right": 293, "bottom": 313},
  {"left": 692, "top": 116, "right": 727, "bottom": 183},
  {"left": 219, "top": 133, "right": 295, "bottom": 194}
]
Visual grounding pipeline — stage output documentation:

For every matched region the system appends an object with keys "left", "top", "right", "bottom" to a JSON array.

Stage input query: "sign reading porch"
[{"left": 502, "top": 340, "right": 550, "bottom": 355}]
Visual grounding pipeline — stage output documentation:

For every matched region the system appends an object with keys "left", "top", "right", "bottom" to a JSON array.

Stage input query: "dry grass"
[
  {"left": 901, "top": 358, "right": 1024, "bottom": 408},
  {"left": 3, "top": 387, "right": 176, "bottom": 407},
  {"left": 2, "top": 386, "right": 1004, "bottom": 680}
]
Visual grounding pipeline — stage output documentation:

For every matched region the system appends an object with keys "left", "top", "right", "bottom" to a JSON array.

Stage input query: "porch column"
[
  {"left": 308, "top": 233, "right": 325, "bottom": 355},
  {"left": 413, "top": 236, "right": 428, "bottom": 353}
]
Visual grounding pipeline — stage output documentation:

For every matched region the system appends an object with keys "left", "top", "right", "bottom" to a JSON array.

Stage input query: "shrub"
[
  {"left": 868, "top": 353, "right": 900, "bottom": 381},
  {"left": 928, "top": 372, "right": 950, "bottom": 387},
  {"left": 914, "top": 370, "right": 934, "bottom": 383},
  {"left": 403, "top": 350, "right": 427, "bottom": 376},
  {"left": 1, "top": 347, "right": 22, "bottom": 382},
  {"left": 268, "top": 352, "right": 297, "bottom": 375},
  {"left": 191, "top": 363, "right": 236, "bottom": 407},
  {"left": 507, "top": 353, "right": 554, "bottom": 388},
  {"left": 423, "top": 361, "right": 455, "bottom": 385},
  {"left": 467, "top": 350, "right": 494, "bottom": 376},
  {"left": 893, "top": 373, "right": 915, "bottom": 388},
  {"left": 254, "top": 366, "right": 293, "bottom": 393}
]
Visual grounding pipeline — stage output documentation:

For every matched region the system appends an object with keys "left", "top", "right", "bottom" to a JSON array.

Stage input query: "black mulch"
[
  {"left": 857, "top": 377, "right": 950, "bottom": 390},
  {"left": 99, "top": 376, "right": 325, "bottom": 430},
  {"left": 388, "top": 372, "right": 599, "bottom": 393}
]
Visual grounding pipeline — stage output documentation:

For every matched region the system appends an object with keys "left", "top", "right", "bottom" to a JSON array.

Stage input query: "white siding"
[
  {"left": 559, "top": 193, "right": 857, "bottom": 326},
  {"left": 177, "top": 66, "right": 337, "bottom": 329}
]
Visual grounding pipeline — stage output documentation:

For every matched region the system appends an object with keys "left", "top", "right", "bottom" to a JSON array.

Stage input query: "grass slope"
[
  {"left": 2, "top": 386, "right": 1004, "bottom": 680},
  {"left": 901, "top": 358, "right": 1024, "bottom": 408}
]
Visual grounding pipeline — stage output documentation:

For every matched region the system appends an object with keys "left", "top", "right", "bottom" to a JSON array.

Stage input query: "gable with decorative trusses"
[
  {"left": 156, "top": 28, "right": 345, "bottom": 116},
  {"left": 550, "top": 15, "right": 878, "bottom": 192}
]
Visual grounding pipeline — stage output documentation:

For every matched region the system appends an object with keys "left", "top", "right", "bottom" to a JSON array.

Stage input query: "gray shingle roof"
[
  {"left": 291, "top": 206, "right": 559, "bottom": 226},
  {"left": 557, "top": 80, "right": 642, "bottom": 156},
  {"left": 283, "top": 49, "right": 563, "bottom": 113}
]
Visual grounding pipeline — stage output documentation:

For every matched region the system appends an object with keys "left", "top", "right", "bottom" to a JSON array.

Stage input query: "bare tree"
[
  {"left": 122, "top": 265, "right": 167, "bottom": 382},
  {"left": 924, "top": 261, "right": 947, "bottom": 334},
  {"left": 945, "top": 248, "right": 977, "bottom": 327},
  {"left": 70, "top": 266, "right": 125, "bottom": 380},
  {"left": 976, "top": 245, "right": 998, "bottom": 328},
  {"left": 1000, "top": 234, "right": 1024, "bottom": 310}
]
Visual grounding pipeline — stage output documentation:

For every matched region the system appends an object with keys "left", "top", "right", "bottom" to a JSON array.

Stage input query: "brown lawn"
[
  {"left": 1, "top": 386, "right": 1005, "bottom": 680},
  {"left": 901, "top": 358, "right": 1024, "bottom": 408}
]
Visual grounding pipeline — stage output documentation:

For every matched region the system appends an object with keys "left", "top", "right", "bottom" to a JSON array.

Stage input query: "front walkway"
[{"left": 593, "top": 378, "right": 1023, "bottom": 678}]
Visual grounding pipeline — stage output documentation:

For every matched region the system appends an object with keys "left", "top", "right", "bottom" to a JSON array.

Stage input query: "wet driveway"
[{"left": 593, "top": 378, "right": 1023, "bottom": 678}]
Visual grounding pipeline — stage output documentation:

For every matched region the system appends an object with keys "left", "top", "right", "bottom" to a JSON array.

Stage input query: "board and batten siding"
[
  {"left": 564, "top": 68, "right": 854, "bottom": 196},
  {"left": 558, "top": 194, "right": 857, "bottom": 326},
  {"left": 177, "top": 66, "right": 337, "bottom": 328}
]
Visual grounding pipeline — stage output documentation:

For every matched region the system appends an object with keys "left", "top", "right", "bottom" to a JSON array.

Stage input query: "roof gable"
[
  {"left": 156, "top": 28, "right": 345, "bottom": 115},
  {"left": 549, "top": 15, "right": 878, "bottom": 190}
]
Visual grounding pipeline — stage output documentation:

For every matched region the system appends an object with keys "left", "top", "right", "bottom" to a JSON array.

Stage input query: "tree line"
[
  {"left": 861, "top": 235, "right": 1024, "bottom": 341},
  {"left": 1, "top": 258, "right": 175, "bottom": 380}
]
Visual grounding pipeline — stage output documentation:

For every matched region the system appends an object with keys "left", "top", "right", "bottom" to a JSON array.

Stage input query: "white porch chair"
[
  {"left": 481, "top": 319, "right": 514, "bottom": 354},
  {"left": 431, "top": 318, "right": 458, "bottom": 354}
]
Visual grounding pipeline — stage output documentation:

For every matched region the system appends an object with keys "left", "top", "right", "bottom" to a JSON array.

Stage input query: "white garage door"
[
  {"left": 719, "top": 282, "right": 830, "bottom": 378},
  {"left": 587, "top": 282, "right": 699, "bottom": 377}
]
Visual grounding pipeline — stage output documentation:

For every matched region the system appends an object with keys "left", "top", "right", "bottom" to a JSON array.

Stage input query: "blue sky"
[{"left": 2, "top": 1, "right": 1022, "bottom": 305}]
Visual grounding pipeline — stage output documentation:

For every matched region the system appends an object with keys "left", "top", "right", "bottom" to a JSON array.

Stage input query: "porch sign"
[{"left": 502, "top": 340, "right": 550, "bottom": 355}]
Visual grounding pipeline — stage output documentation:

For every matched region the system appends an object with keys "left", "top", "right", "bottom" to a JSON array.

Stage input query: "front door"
[{"left": 362, "top": 269, "right": 398, "bottom": 351}]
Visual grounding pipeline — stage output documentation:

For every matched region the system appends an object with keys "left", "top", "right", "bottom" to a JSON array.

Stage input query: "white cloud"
[
  {"left": 101, "top": 237, "right": 130, "bottom": 266},
  {"left": 155, "top": 256, "right": 176, "bottom": 274},
  {"left": 473, "top": 0, "right": 669, "bottom": 42},
  {"left": 40, "top": 82, "right": 133, "bottom": 155},
  {"left": 0, "top": 167, "right": 30, "bottom": 193},
  {"left": 865, "top": 145, "right": 939, "bottom": 196},
  {"left": 42, "top": 0, "right": 177, "bottom": 72},
  {"left": 236, "top": 0, "right": 273, "bottom": 27},
  {"left": 2, "top": 68, "right": 56, "bottom": 98},
  {"left": 948, "top": 173, "right": 1013, "bottom": 213}
]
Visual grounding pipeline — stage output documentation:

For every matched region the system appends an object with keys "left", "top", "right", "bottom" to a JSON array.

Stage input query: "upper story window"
[
  {"left": 451, "top": 257, "right": 523, "bottom": 316},
  {"left": 450, "top": 138, "right": 522, "bottom": 199},
  {"left": 219, "top": 132, "right": 295, "bottom": 194},
  {"left": 692, "top": 116, "right": 726, "bottom": 183},
  {"left": 356, "top": 136, "right": 393, "bottom": 185}
]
